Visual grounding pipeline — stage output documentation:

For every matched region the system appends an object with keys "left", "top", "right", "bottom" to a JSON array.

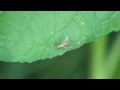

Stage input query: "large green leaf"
[{"left": 0, "top": 11, "right": 120, "bottom": 63}]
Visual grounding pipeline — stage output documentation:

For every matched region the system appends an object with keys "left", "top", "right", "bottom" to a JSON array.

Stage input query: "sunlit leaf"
[{"left": 0, "top": 11, "right": 120, "bottom": 63}]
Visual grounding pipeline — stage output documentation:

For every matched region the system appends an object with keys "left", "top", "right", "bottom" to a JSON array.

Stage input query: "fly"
[{"left": 57, "top": 36, "right": 69, "bottom": 48}]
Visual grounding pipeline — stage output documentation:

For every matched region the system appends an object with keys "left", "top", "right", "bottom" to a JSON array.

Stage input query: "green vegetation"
[{"left": 0, "top": 11, "right": 120, "bottom": 78}]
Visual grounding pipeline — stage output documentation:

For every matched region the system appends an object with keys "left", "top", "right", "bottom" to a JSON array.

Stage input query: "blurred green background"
[{"left": 0, "top": 32, "right": 120, "bottom": 79}]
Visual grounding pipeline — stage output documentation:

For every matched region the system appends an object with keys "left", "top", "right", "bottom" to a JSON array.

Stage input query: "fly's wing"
[
  {"left": 61, "top": 36, "right": 69, "bottom": 48},
  {"left": 62, "top": 36, "right": 69, "bottom": 43}
]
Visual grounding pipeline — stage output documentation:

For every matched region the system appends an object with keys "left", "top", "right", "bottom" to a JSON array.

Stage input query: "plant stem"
[
  {"left": 89, "top": 36, "right": 108, "bottom": 79},
  {"left": 107, "top": 33, "right": 120, "bottom": 78}
]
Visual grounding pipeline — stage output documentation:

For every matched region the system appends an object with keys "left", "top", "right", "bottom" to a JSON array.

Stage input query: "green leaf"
[{"left": 0, "top": 11, "right": 120, "bottom": 63}]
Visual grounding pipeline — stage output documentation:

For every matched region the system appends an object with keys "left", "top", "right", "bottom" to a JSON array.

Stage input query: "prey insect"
[{"left": 57, "top": 36, "right": 69, "bottom": 48}]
